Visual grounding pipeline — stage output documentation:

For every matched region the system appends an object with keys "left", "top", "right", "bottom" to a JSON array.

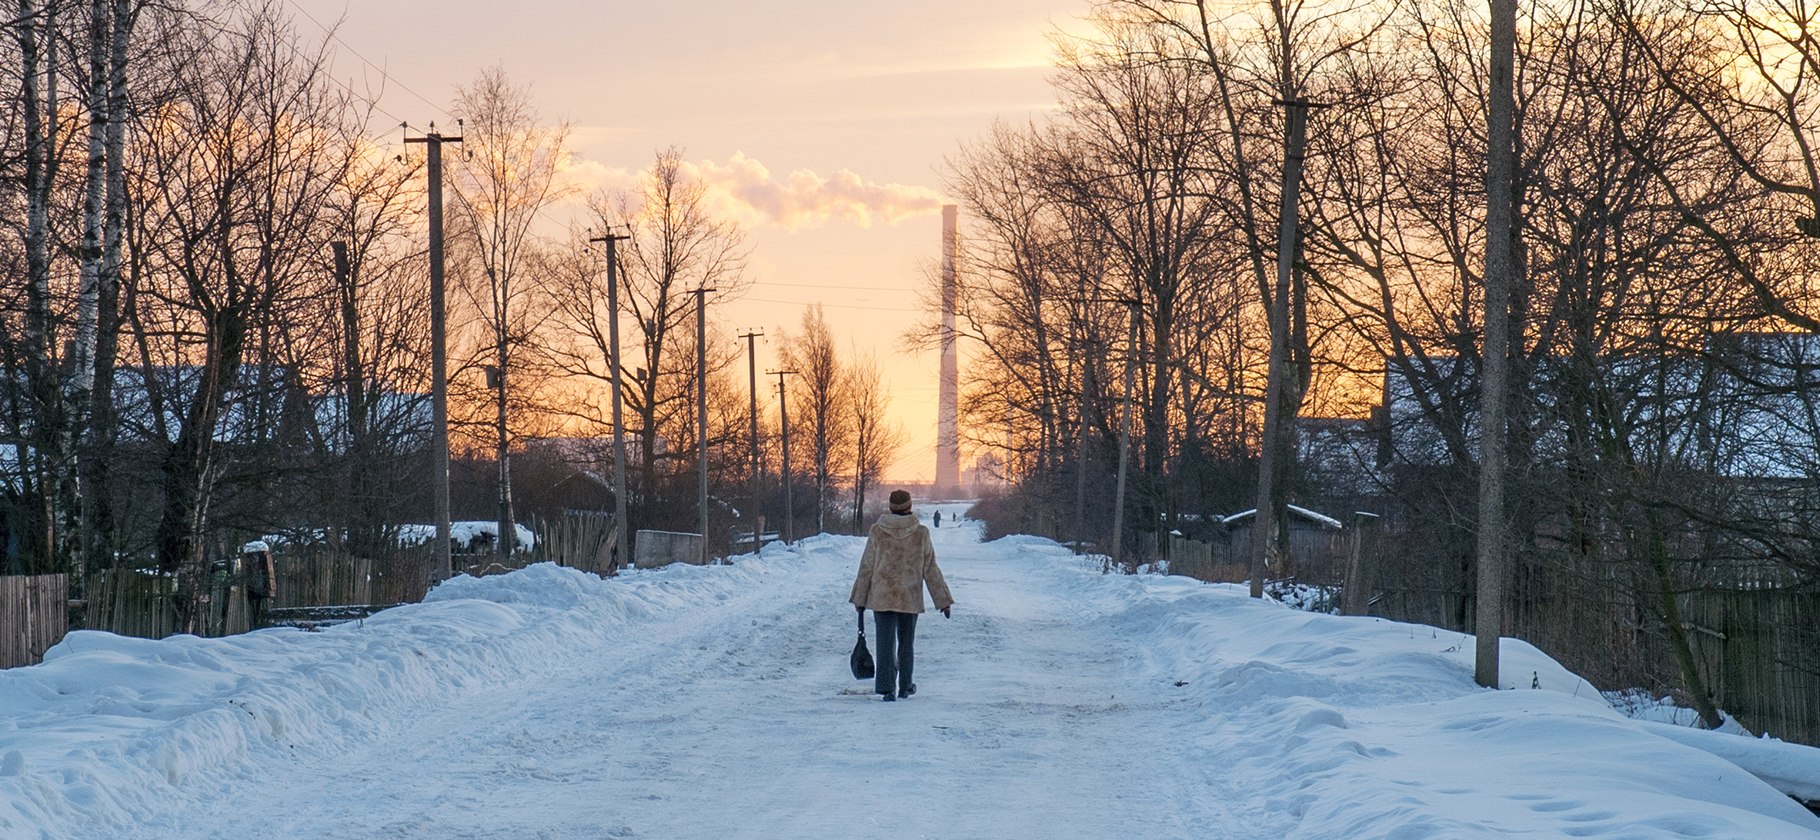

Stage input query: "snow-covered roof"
[
  {"left": 399, "top": 521, "right": 536, "bottom": 552},
  {"left": 1221, "top": 504, "right": 1345, "bottom": 530},
  {"left": 1381, "top": 339, "right": 1820, "bottom": 478}
]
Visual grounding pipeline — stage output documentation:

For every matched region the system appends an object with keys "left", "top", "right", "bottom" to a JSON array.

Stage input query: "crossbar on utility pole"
[
  {"left": 770, "top": 369, "right": 797, "bottom": 545},
  {"left": 404, "top": 123, "right": 461, "bottom": 581},
  {"left": 588, "top": 229, "right": 631, "bottom": 571},
  {"left": 740, "top": 329, "right": 764, "bottom": 551},
  {"left": 692, "top": 287, "right": 717, "bottom": 565}
]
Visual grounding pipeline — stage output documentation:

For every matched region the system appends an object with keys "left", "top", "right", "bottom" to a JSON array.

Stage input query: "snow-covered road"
[
  {"left": 5, "top": 506, "right": 1819, "bottom": 839},
  {"left": 166, "top": 513, "right": 1226, "bottom": 838}
]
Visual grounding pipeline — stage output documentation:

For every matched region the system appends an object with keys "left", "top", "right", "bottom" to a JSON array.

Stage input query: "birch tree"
[{"left": 448, "top": 65, "right": 572, "bottom": 556}]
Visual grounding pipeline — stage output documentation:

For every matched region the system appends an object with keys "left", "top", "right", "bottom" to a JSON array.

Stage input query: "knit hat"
[{"left": 888, "top": 489, "right": 912, "bottom": 514}]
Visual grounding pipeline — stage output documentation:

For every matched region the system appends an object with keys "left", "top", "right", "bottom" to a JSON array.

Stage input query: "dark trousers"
[{"left": 874, "top": 610, "right": 918, "bottom": 696}]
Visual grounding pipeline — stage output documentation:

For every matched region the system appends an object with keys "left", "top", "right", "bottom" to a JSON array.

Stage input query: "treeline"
[
  {"left": 0, "top": 0, "right": 905, "bottom": 631},
  {"left": 0, "top": 0, "right": 435, "bottom": 617},
  {"left": 946, "top": 0, "right": 1819, "bottom": 726}
]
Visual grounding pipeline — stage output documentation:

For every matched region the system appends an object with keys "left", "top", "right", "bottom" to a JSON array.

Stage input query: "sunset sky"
[{"left": 291, "top": 0, "right": 1093, "bottom": 480}]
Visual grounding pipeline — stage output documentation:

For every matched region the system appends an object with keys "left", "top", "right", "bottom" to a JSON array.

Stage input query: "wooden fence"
[
  {"left": 2, "top": 574, "right": 68, "bottom": 668},
  {"left": 27, "top": 512, "right": 615, "bottom": 652},
  {"left": 1362, "top": 534, "right": 1820, "bottom": 746},
  {"left": 527, "top": 511, "right": 617, "bottom": 575},
  {"left": 1686, "top": 589, "right": 1820, "bottom": 746},
  {"left": 1166, "top": 533, "right": 1247, "bottom": 583},
  {"left": 271, "top": 546, "right": 439, "bottom": 610},
  {"left": 85, "top": 569, "right": 181, "bottom": 639},
  {"left": 1167, "top": 520, "right": 1820, "bottom": 745}
]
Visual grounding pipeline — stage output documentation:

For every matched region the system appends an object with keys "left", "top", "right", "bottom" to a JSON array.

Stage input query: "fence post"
[{"left": 1342, "top": 512, "right": 1382, "bottom": 616}]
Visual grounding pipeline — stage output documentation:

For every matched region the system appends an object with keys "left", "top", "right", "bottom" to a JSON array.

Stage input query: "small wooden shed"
[{"left": 1221, "top": 504, "right": 1348, "bottom": 583}]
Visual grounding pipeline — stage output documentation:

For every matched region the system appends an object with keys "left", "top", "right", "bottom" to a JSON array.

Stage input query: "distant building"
[{"left": 961, "top": 451, "right": 1009, "bottom": 491}]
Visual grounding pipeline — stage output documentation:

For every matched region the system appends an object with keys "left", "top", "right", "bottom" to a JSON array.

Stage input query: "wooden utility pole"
[
  {"left": 692, "top": 287, "right": 717, "bottom": 564},
  {"left": 740, "top": 329, "right": 764, "bottom": 550},
  {"left": 589, "top": 229, "right": 631, "bottom": 570},
  {"left": 1249, "top": 99, "right": 1320, "bottom": 599},
  {"left": 1477, "top": 0, "right": 1517, "bottom": 689},
  {"left": 770, "top": 369, "right": 797, "bottom": 544},
  {"left": 405, "top": 124, "right": 461, "bottom": 580}
]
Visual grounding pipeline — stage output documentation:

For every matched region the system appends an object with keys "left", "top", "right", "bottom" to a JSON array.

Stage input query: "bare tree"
[
  {"left": 72, "top": 0, "right": 143, "bottom": 580},
  {"left": 448, "top": 65, "right": 573, "bottom": 556},
  {"left": 847, "top": 346, "right": 906, "bottom": 533},
  {"left": 317, "top": 114, "right": 431, "bottom": 561},
  {"left": 126, "top": 3, "right": 356, "bottom": 629},
  {"left": 579, "top": 148, "right": 748, "bottom": 541},
  {"left": 6, "top": 0, "right": 67, "bottom": 576},
  {"left": 779, "top": 303, "right": 848, "bottom": 534}
]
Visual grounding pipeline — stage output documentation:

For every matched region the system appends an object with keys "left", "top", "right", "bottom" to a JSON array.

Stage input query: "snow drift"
[{"left": 0, "top": 528, "right": 1816, "bottom": 839}]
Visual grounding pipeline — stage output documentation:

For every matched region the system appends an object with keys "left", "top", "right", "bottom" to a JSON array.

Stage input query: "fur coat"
[{"left": 848, "top": 513, "right": 953, "bottom": 614}]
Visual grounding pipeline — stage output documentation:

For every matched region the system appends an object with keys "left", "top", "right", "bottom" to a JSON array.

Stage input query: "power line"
[
  {"left": 742, "top": 297, "right": 920, "bottom": 313},
  {"left": 756, "top": 281, "right": 917, "bottom": 292},
  {"left": 284, "top": 0, "right": 451, "bottom": 120},
  {"left": 258, "top": 13, "right": 407, "bottom": 127}
]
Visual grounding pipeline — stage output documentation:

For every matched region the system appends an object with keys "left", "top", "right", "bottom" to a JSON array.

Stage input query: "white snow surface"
[
  {"left": 3, "top": 507, "right": 1818, "bottom": 839},
  {"left": 397, "top": 520, "right": 536, "bottom": 551}
]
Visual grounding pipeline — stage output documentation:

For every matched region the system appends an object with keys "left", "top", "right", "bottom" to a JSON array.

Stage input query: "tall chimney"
[{"left": 937, "top": 205, "right": 961, "bottom": 493}]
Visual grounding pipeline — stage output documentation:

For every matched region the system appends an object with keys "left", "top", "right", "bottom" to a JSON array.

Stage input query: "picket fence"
[{"left": 0, "top": 574, "right": 67, "bottom": 668}]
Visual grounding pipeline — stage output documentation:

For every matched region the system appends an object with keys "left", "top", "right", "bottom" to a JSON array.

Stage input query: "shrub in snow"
[{"left": 1264, "top": 580, "right": 1341, "bottom": 614}]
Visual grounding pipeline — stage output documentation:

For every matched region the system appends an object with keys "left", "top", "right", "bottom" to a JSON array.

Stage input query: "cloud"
[
  {"left": 563, "top": 151, "right": 945, "bottom": 231},
  {"left": 694, "top": 153, "right": 947, "bottom": 230},
  {"left": 556, "top": 157, "right": 636, "bottom": 198}
]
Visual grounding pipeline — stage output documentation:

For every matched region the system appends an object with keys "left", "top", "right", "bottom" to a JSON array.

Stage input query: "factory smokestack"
[{"left": 937, "top": 205, "right": 961, "bottom": 493}]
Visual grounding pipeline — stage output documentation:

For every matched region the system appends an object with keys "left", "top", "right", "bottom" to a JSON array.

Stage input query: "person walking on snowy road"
[{"left": 850, "top": 489, "right": 953, "bottom": 701}]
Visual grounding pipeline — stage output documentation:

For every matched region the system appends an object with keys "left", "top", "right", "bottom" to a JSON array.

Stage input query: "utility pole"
[
  {"left": 1249, "top": 98, "right": 1322, "bottom": 599},
  {"left": 405, "top": 123, "right": 461, "bottom": 581},
  {"left": 1109, "top": 303, "right": 1138, "bottom": 573},
  {"left": 1477, "top": 0, "right": 1517, "bottom": 689},
  {"left": 589, "top": 229, "right": 631, "bottom": 571},
  {"left": 770, "top": 369, "right": 797, "bottom": 544},
  {"left": 740, "top": 329, "right": 764, "bottom": 550},
  {"left": 692, "top": 287, "right": 717, "bottom": 565}
]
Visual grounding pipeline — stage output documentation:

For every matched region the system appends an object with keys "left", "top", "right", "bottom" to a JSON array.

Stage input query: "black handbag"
[{"left": 850, "top": 610, "right": 875, "bottom": 680}]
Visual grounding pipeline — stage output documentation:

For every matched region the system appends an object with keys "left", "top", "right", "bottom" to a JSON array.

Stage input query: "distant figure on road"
[
  {"left": 934, "top": 510, "right": 942, "bottom": 528},
  {"left": 850, "top": 489, "right": 953, "bottom": 701}
]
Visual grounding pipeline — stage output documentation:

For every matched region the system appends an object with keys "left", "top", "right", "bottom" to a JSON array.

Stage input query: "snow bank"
[
  {"left": 0, "top": 556, "right": 797, "bottom": 837},
  {"left": 6, "top": 530, "right": 1818, "bottom": 839},
  {"left": 1010, "top": 535, "right": 1820, "bottom": 838},
  {"left": 1640, "top": 722, "right": 1820, "bottom": 802}
]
